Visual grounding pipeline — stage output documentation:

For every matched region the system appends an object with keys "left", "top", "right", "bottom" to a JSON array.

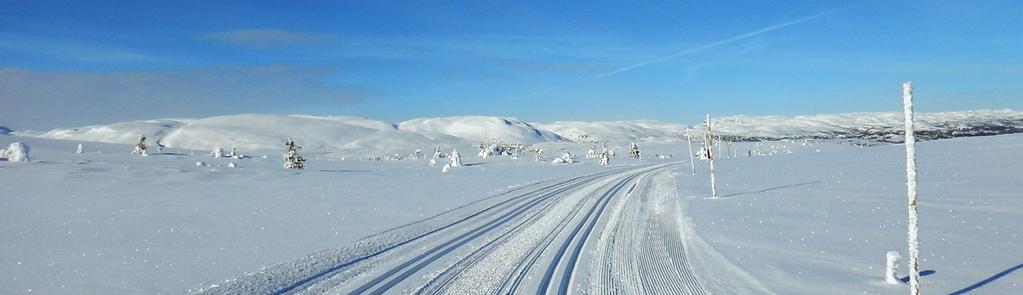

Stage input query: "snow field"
[
  {"left": 2, "top": 132, "right": 1020, "bottom": 294},
  {"left": 676, "top": 134, "right": 1023, "bottom": 294}
]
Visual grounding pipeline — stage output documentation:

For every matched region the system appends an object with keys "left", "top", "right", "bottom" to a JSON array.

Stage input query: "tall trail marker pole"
[
  {"left": 687, "top": 128, "right": 696, "bottom": 175},
  {"left": 903, "top": 81, "right": 921, "bottom": 295},
  {"left": 705, "top": 114, "right": 718, "bottom": 199}
]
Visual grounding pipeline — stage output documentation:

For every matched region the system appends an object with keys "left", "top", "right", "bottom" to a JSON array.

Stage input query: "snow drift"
[{"left": 0, "top": 126, "right": 11, "bottom": 135}]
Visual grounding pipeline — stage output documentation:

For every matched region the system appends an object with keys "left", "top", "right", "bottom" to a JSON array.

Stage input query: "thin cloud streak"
[
  {"left": 200, "top": 29, "right": 327, "bottom": 48},
  {"left": 590, "top": 5, "right": 858, "bottom": 80}
]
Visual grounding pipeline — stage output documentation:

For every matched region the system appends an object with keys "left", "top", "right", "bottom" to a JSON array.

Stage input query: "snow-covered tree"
[
  {"left": 599, "top": 148, "right": 610, "bottom": 166},
  {"left": 903, "top": 81, "right": 921, "bottom": 295},
  {"left": 3, "top": 142, "right": 30, "bottom": 162},
  {"left": 586, "top": 147, "right": 597, "bottom": 159},
  {"left": 131, "top": 134, "right": 148, "bottom": 156},
  {"left": 155, "top": 140, "right": 166, "bottom": 154},
  {"left": 449, "top": 148, "right": 462, "bottom": 167},
  {"left": 627, "top": 142, "right": 640, "bottom": 159},
  {"left": 210, "top": 147, "right": 225, "bottom": 158},
  {"left": 532, "top": 146, "right": 544, "bottom": 162},
  {"left": 76, "top": 143, "right": 84, "bottom": 154},
  {"left": 551, "top": 150, "right": 574, "bottom": 164},
  {"left": 432, "top": 146, "right": 443, "bottom": 159},
  {"left": 283, "top": 137, "right": 305, "bottom": 169},
  {"left": 477, "top": 143, "right": 492, "bottom": 158}
]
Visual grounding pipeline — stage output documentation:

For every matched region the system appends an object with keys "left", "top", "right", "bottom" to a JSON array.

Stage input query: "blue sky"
[{"left": 1, "top": 0, "right": 1021, "bottom": 129}]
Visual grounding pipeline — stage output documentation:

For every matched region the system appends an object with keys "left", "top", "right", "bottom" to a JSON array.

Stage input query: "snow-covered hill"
[
  {"left": 397, "top": 116, "right": 561, "bottom": 143},
  {"left": 40, "top": 114, "right": 463, "bottom": 154},
  {"left": 36, "top": 110, "right": 1023, "bottom": 154},
  {"left": 710, "top": 109, "right": 1023, "bottom": 143},
  {"left": 39, "top": 114, "right": 558, "bottom": 155},
  {"left": 533, "top": 120, "right": 689, "bottom": 143}
]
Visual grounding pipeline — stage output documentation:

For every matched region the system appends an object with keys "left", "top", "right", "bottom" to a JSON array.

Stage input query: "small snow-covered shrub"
[
  {"left": 131, "top": 134, "right": 148, "bottom": 156},
  {"left": 449, "top": 149, "right": 462, "bottom": 167},
  {"left": 283, "top": 138, "right": 305, "bottom": 169},
  {"left": 599, "top": 149, "right": 610, "bottom": 166},
  {"left": 228, "top": 162, "right": 237, "bottom": 168},
  {"left": 551, "top": 151, "right": 574, "bottom": 164},
  {"left": 76, "top": 144, "right": 84, "bottom": 154},
  {"left": 3, "top": 142, "right": 30, "bottom": 162},
  {"left": 210, "top": 147, "right": 225, "bottom": 158}
]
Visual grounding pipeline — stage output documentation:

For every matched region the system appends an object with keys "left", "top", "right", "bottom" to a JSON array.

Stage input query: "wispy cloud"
[
  {"left": 0, "top": 65, "right": 372, "bottom": 129},
  {"left": 0, "top": 34, "right": 161, "bottom": 63},
  {"left": 590, "top": 5, "right": 858, "bottom": 79},
  {"left": 200, "top": 29, "right": 327, "bottom": 48}
]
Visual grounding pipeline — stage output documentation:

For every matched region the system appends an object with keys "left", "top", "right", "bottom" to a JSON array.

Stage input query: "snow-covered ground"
[
  {"left": 1, "top": 126, "right": 1020, "bottom": 294},
  {"left": 677, "top": 134, "right": 1022, "bottom": 294}
]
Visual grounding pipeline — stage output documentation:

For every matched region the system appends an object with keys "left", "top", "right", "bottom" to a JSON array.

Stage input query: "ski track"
[{"left": 196, "top": 162, "right": 709, "bottom": 295}]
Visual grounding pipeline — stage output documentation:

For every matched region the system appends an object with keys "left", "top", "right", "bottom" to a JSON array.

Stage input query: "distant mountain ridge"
[
  {"left": 36, "top": 109, "right": 1023, "bottom": 154},
  {"left": 710, "top": 110, "right": 1023, "bottom": 144}
]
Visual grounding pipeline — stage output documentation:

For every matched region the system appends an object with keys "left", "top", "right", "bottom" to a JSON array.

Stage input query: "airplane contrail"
[{"left": 589, "top": 5, "right": 858, "bottom": 80}]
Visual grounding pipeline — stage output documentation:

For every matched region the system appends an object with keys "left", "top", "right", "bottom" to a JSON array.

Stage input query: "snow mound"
[
  {"left": 41, "top": 114, "right": 463, "bottom": 154},
  {"left": 398, "top": 116, "right": 562, "bottom": 143},
  {"left": 535, "top": 120, "right": 689, "bottom": 143},
  {"left": 0, "top": 126, "right": 12, "bottom": 135}
]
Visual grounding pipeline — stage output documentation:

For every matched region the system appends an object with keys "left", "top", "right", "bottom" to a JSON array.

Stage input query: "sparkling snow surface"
[{"left": 0, "top": 134, "right": 1020, "bottom": 294}]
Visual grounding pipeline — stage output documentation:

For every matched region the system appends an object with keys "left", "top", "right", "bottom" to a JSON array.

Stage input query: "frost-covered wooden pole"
[
  {"left": 686, "top": 128, "right": 696, "bottom": 175},
  {"left": 903, "top": 81, "right": 921, "bottom": 295},
  {"left": 705, "top": 114, "right": 718, "bottom": 199}
]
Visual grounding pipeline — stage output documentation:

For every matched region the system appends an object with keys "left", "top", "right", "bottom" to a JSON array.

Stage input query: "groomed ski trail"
[{"left": 194, "top": 162, "right": 708, "bottom": 295}]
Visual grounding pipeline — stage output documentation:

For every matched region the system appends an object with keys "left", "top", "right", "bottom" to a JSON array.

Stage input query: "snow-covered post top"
[
  {"left": 903, "top": 81, "right": 921, "bottom": 295},
  {"left": 886, "top": 251, "right": 903, "bottom": 285}
]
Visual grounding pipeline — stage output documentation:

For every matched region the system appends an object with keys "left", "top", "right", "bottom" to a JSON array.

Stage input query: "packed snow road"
[{"left": 195, "top": 162, "right": 706, "bottom": 294}]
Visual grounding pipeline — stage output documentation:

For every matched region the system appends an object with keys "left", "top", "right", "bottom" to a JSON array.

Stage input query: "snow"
[
  {"left": 711, "top": 109, "right": 1023, "bottom": 143},
  {"left": 209, "top": 147, "right": 225, "bottom": 158},
  {"left": 534, "top": 120, "right": 689, "bottom": 143},
  {"left": 398, "top": 116, "right": 562, "bottom": 143},
  {"left": 676, "top": 134, "right": 1023, "bottom": 294},
  {"left": 886, "top": 251, "right": 903, "bottom": 285},
  {"left": 0, "top": 126, "right": 12, "bottom": 135},
  {"left": 40, "top": 114, "right": 463, "bottom": 155},
  {"left": 0, "top": 135, "right": 606, "bottom": 294},
  {"left": 2, "top": 112, "right": 1021, "bottom": 294},
  {"left": 2, "top": 142, "right": 29, "bottom": 162},
  {"left": 35, "top": 110, "right": 1023, "bottom": 158}
]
